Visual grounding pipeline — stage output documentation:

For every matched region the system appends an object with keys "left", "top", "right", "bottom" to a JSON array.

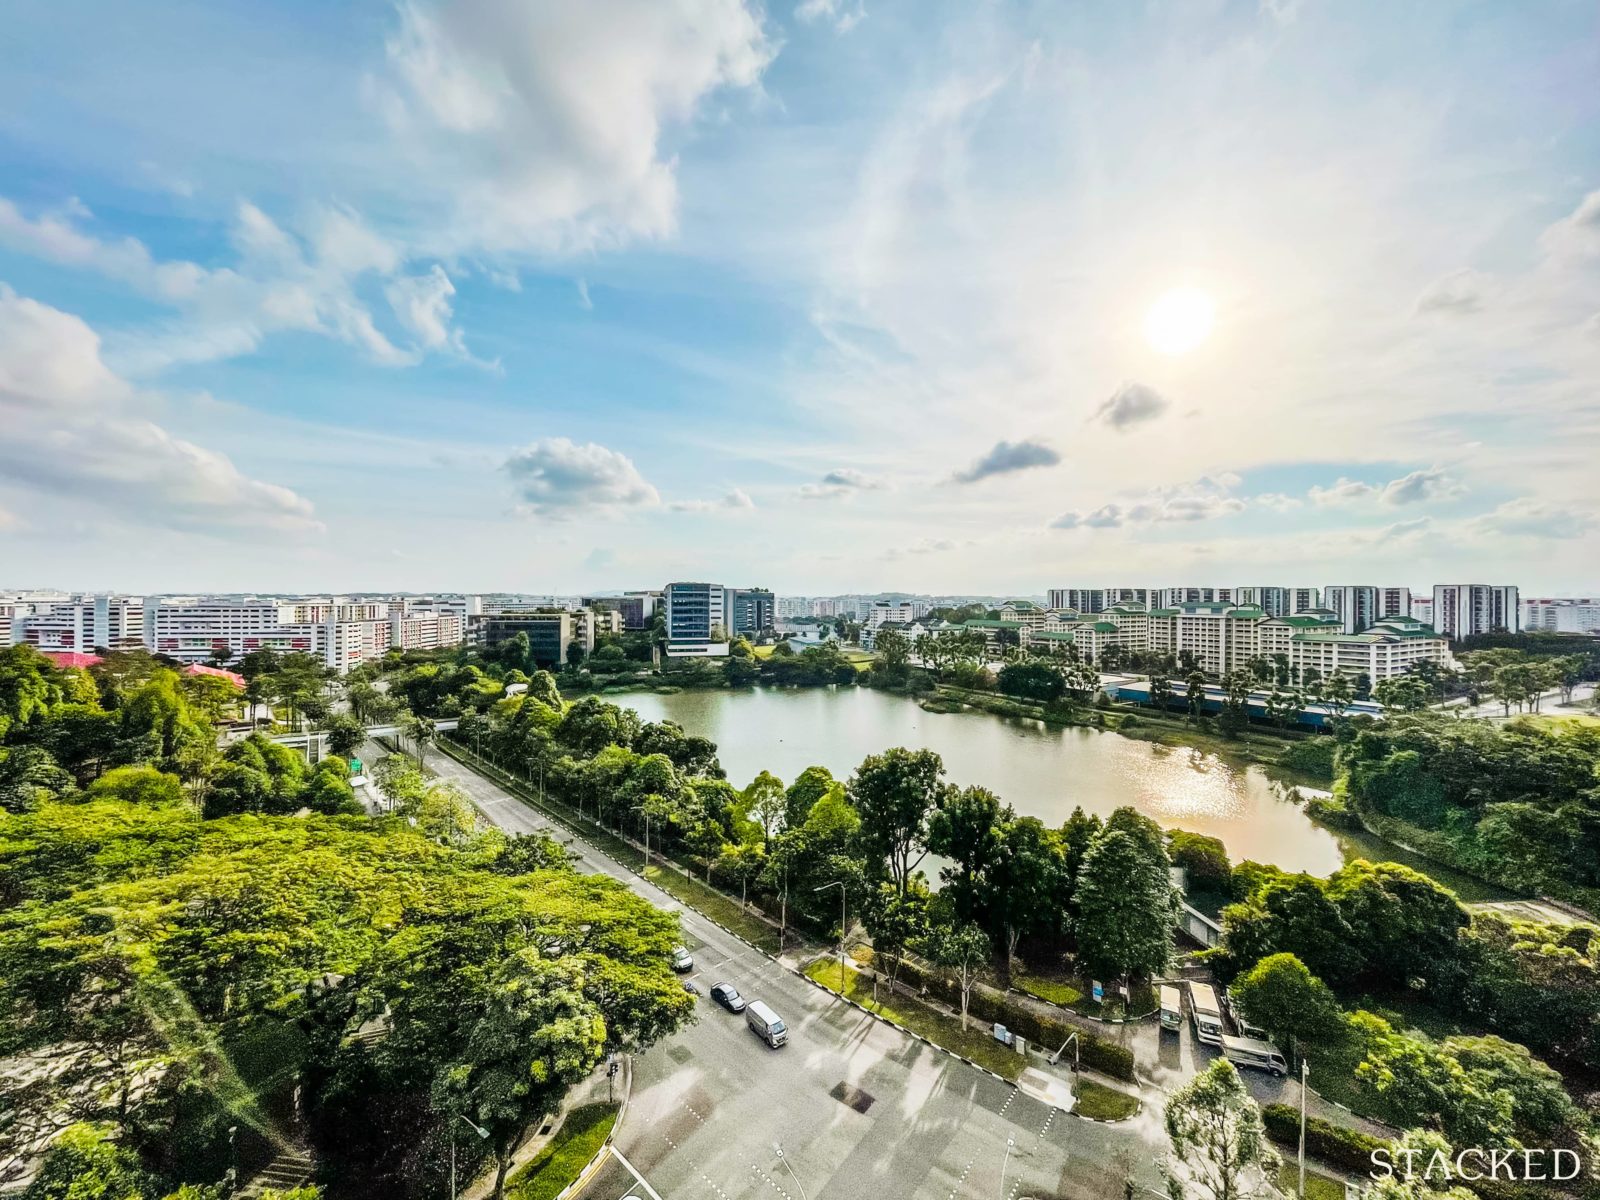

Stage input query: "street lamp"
[
  {"left": 774, "top": 1144, "right": 810, "bottom": 1200},
  {"left": 999, "top": 1137, "right": 1014, "bottom": 1200},
  {"left": 1298, "top": 1058, "right": 1309, "bottom": 1198},
  {"left": 813, "top": 881, "right": 847, "bottom": 991},
  {"left": 451, "top": 1112, "right": 491, "bottom": 1200}
]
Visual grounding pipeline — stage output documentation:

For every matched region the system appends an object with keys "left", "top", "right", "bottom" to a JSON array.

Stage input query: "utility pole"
[{"left": 1298, "top": 1058, "right": 1309, "bottom": 1198}]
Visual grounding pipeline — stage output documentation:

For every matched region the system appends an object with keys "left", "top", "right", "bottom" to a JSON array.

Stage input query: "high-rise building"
[
  {"left": 866, "top": 599, "right": 928, "bottom": 628},
  {"left": 1523, "top": 598, "right": 1600, "bottom": 634},
  {"left": 663, "top": 581, "right": 730, "bottom": 656},
  {"left": 11, "top": 595, "right": 144, "bottom": 653},
  {"left": 1047, "top": 588, "right": 1108, "bottom": 614},
  {"left": 1432, "top": 584, "right": 1520, "bottom": 639},
  {"left": 1378, "top": 587, "right": 1412, "bottom": 620},
  {"left": 729, "top": 587, "right": 775, "bottom": 635},
  {"left": 809, "top": 598, "right": 837, "bottom": 618},
  {"left": 1322, "top": 585, "right": 1379, "bottom": 635}
]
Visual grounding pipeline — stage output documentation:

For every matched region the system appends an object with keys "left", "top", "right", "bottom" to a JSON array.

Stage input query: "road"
[{"left": 364, "top": 739, "right": 1188, "bottom": 1200}]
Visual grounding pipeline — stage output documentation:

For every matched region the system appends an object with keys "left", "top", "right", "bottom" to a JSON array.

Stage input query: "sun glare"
[{"left": 1144, "top": 286, "right": 1216, "bottom": 355}]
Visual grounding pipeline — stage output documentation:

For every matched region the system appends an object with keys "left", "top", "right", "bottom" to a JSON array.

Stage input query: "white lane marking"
[{"left": 610, "top": 1149, "right": 665, "bottom": 1200}]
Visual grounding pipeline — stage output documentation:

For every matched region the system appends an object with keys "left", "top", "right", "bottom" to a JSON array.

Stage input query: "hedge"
[
  {"left": 1263, "top": 1104, "right": 1381, "bottom": 1176},
  {"left": 889, "top": 956, "right": 1136, "bottom": 1081}
]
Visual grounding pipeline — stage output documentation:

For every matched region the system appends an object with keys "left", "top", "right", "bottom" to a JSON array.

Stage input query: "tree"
[
  {"left": 848, "top": 748, "right": 950, "bottom": 895},
  {"left": 436, "top": 952, "right": 607, "bottom": 1200},
  {"left": 914, "top": 905, "right": 990, "bottom": 1030},
  {"left": 1074, "top": 825, "right": 1174, "bottom": 983},
  {"left": 862, "top": 881, "right": 928, "bottom": 1001},
  {"left": 1229, "top": 953, "right": 1343, "bottom": 1066},
  {"left": 323, "top": 712, "right": 367, "bottom": 759},
  {"left": 1148, "top": 672, "right": 1174, "bottom": 714},
  {"left": 84, "top": 766, "right": 186, "bottom": 808},
  {"left": 717, "top": 841, "right": 765, "bottom": 907},
  {"left": 1166, "top": 830, "right": 1231, "bottom": 894},
  {"left": 1161, "top": 1059, "right": 1280, "bottom": 1200},
  {"left": 741, "top": 770, "right": 787, "bottom": 846},
  {"left": 1185, "top": 671, "right": 1208, "bottom": 724},
  {"left": 875, "top": 627, "right": 911, "bottom": 672},
  {"left": 924, "top": 785, "right": 1004, "bottom": 920},
  {"left": 988, "top": 816, "right": 1063, "bottom": 976},
  {"left": 402, "top": 712, "right": 436, "bottom": 769},
  {"left": 783, "top": 766, "right": 836, "bottom": 829}
]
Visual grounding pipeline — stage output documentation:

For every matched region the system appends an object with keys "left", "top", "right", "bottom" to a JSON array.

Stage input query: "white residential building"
[
  {"left": 1521, "top": 598, "right": 1600, "bottom": 634},
  {"left": 1432, "top": 584, "right": 1521, "bottom": 639},
  {"left": 11, "top": 596, "right": 144, "bottom": 653},
  {"left": 866, "top": 599, "right": 929, "bottom": 629}
]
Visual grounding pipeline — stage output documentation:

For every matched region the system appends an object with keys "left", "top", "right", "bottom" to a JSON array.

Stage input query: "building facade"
[
  {"left": 1523, "top": 598, "right": 1600, "bottom": 634},
  {"left": 1431, "top": 584, "right": 1521, "bottom": 639},
  {"left": 11, "top": 595, "right": 144, "bottom": 653}
]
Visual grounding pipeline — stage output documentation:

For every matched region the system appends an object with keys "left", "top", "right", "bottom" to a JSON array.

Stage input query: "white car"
[{"left": 671, "top": 946, "right": 694, "bottom": 973}]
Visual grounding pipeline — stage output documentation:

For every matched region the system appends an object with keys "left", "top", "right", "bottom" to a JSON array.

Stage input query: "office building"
[
  {"left": 1522, "top": 598, "right": 1600, "bottom": 634},
  {"left": 729, "top": 587, "right": 776, "bottom": 635},
  {"left": 664, "top": 582, "right": 730, "bottom": 656},
  {"left": 471, "top": 607, "right": 595, "bottom": 668},
  {"left": 1432, "top": 584, "right": 1520, "bottom": 639}
]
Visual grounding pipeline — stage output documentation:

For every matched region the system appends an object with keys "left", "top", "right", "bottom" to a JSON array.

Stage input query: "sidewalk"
[{"left": 461, "top": 1057, "right": 632, "bottom": 1200}]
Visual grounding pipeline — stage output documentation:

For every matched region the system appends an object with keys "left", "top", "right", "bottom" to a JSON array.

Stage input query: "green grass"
[
  {"left": 506, "top": 1103, "right": 618, "bottom": 1200},
  {"left": 1277, "top": 1164, "right": 1347, "bottom": 1200},
  {"left": 803, "top": 957, "right": 1025, "bottom": 1080},
  {"left": 1013, "top": 973, "right": 1083, "bottom": 1008},
  {"left": 642, "top": 864, "right": 782, "bottom": 953},
  {"left": 1072, "top": 1079, "right": 1140, "bottom": 1122}
]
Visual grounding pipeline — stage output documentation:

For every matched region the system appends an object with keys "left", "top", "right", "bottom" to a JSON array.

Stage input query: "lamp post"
[
  {"left": 1298, "top": 1058, "right": 1309, "bottom": 1198},
  {"left": 813, "top": 881, "right": 847, "bottom": 991},
  {"left": 999, "top": 1137, "right": 1014, "bottom": 1200},
  {"left": 774, "top": 1144, "right": 810, "bottom": 1200},
  {"left": 451, "top": 1112, "right": 491, "bottom": 1200}
]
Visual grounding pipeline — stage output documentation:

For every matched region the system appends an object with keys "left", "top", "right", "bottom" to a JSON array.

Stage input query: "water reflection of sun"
[{"left": 1138, "top": 749, "right": 1249, "bottom": 821}]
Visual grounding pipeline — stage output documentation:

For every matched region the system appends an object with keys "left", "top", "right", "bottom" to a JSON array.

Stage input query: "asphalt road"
[{"left": 363, "top": 741, "right": 1188, "bottom": 1200}]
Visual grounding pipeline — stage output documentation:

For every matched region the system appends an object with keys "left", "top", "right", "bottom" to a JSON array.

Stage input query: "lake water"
[{"left": 617, "top": 686, "right": 1507, "bottom": 896}]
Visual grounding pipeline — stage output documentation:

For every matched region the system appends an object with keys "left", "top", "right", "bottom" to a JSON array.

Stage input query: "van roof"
[
  {"left": 1187, "top": 982, "right": 1221, "bottom": 1011},
  {"left": 1160, "top": 984, "right": 1181, "bottom": 1002},
  {"left": 1221, "top": 1034, "right": 1283, "bottom": 1056},
  {"left": 747, "top": 1000, "right": 780, "bottom": 1021}
]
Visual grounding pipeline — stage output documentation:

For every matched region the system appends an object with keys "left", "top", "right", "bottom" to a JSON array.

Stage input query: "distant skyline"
[{"left": 2, "top": 1, "right": 1598, "bottom": 593}]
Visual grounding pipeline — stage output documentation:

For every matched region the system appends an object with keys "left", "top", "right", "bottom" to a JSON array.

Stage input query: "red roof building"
[
  {"left": 182, "top": 663, "right": 247, "bottom": 688},
  {"left": 44, "top": 651, "right": 104, "bottom": 669}
]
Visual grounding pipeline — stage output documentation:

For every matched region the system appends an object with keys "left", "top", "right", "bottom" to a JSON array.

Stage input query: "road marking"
[
  {"left": 749, "top": 1163, "right": 794, "bottom": 1200},
  {"left": 609, "top": 1149, "right": 665, "bottom": 1200}
]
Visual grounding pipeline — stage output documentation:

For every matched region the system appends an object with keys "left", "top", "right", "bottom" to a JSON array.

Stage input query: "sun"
[{"left": 1144, "top": 286, "right": 1216, "bottom": 355}]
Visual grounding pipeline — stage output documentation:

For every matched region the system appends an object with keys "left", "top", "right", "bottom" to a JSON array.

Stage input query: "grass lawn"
[
  {"left": 1013, "top": 972, "right": 1083, "bottom": 1008},
  {"left": 642, "top": 864, "right": 783, "bottom": 954},
  {"left": 1072, "top": 1079, "right": 1140, "bottom": 1121},
  {"left": 1277, "top": 1164, "right": 1347, "bottom": 1200},
  {"left": 506, "top": 1103, "right": 618, "bottom": 1200},
  {"left": 803, "top": 958, "right": 1025, "bottom": 1081}
]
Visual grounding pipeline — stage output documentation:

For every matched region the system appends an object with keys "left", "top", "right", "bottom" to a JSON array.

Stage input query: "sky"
[{"left": 1, "top": 0, "right": 1598, "bottom": 596}]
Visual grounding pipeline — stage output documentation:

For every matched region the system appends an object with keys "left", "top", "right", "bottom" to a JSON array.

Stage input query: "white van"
[
  {"left": 1159, "top": 985, "right": 1183, "bottom": 1032},
  {"left": 1221, "top": 1034, "right": 1288, "bottom": 1076},
  {"left": 1188, "top": 982, "right": 1224, "bottom": 1046},
  {"left": 746, "top": 1000, "right": 787, "bottom": 1048}
]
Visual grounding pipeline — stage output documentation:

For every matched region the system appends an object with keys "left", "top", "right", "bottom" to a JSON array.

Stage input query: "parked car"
[
  {"left": 710, "top": 982, "right": 746, "bottom": 1012},
  {"left": 671, "top": 945, "right": 694, "bottom": 973}
]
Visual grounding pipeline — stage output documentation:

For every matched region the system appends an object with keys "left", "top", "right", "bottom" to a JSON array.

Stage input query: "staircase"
[{"left": 235, "top": 1146, "right": 315, "bottom": 1198}]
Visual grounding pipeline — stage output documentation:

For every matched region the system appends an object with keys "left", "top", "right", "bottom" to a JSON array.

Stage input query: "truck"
[
  {"left": 746, "top": 999, "right": 787, "bottom": 1048},
  {"left": 1187, "top": 982, "right": 1224, "bottom": 1046},
  {"left": 1159, "top": 984, "right": 1183, "bottom": 1032}
]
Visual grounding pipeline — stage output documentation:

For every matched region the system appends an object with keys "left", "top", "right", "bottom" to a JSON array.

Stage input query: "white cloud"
[
  {"left": 379, "top": 0, "right": 775, "bottom": 253},
  {"left": 1255, "top": 492, "right": 1303, "bottom": 512},
  {"left": 502, "top": 437, "right": 660, "bottom": 517},
  {"left": 0, "top": 286, "right": 321, "bottom": 537},
  {"left": 1051, "top": 476, "right": 1246, "bottom": 530},
  {"left": 386, "top": 265, "right": 466, "bottom": 353},
  {"left": 668, "top": 488, "right": 756, "bottom": 512},
  {"left": 1467, "top": 496, "right": 1595, "bottom": 539},
  {"left": 949, "top": 437, "right": 1060, "bottom": 483},
  {"left": 1538, "top": 188, "right": 1600, "bottom": 260},
  {"left": 1379, "top": 466, "right": 1465, "bottom": 506},
  {"left": 1092, "top": 382, "right": 1170, "bottom": 431},
  {"left": 1309, "top": 477, "right": 1377, "bottom": 506},
  {"left": 795, "top": 0, "right": 866, "bottom": 33},
  {"left": 798, "top": 467, "right": 883, "bottom": 499},
  {"left": 1414, "top": 269, "right": 1492, "bottom": 316}
]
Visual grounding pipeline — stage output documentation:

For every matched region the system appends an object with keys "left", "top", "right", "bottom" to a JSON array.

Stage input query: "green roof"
[
  {"left": 1003, "top": 599, "right": 1041, "bottom": 610},
  {"left": 964, "top": 618, "right": 1024, "bottom": 629},
  {"left": 1226, "top": 607, "right": 1267, "bottom": 619},
  {"left": 1030, "top": 629, "right": 1077, "bottom": 641},
  {"left": 1278, "top": 615, "right": 1337, "bottom": 627},
  {"left": 1149, "top": 607, "right": 1180, "bottom": 616},
  {"left": 1091, "top": 621, "right": 1119, "bottom": 633}
]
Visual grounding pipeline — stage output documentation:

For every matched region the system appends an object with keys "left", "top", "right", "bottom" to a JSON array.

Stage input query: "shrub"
[
  {"left": 1304, "top": 795, "right": 1362, "bottom": 831},
  {"left": 1262, "top": 1104, "right": 1381, "bottom": 1176},
  {"left": 1280, "top": 736, "right": 1337, "bottom": 780}
]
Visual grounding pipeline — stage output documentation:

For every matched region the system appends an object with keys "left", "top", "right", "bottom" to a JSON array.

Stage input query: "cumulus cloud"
[
  {"left": 0, "top": 195, "right": 475, "bottom": 371},
  {"left": 1308, "top": 477, "right": 1376, "bottom": 506},
  {"left": 503, "top": 437, "right": 660, "bottom": 517},
  {"left": 379, "top": 0, "right": 775, "bottom": 253},
  {"left": 1051, "top": 476, "right": 1246, "bottom": 530},
  {"left": 795, "top": 0, "right": 866, "bottom": 33},
  {"left": 1467, "top": 496, "right": 1595, "bottom": 539},
  {"left": 1413, "top": 269, "right": 1492, "bottom": 316},
  {"left": 1379, "top": 466, "right": 1466, "bottom": 506},
  {"left": 1092, "top": 382, "right": 1169, "bottom": 431},
  {"left": 1255, "top": 492, "right": 1303, "bottom": 513},
  {"left": 0, "top": 286, "right": 321, "bottom": 537},
  {"left": 949, "top": 437, "right": 1061, "bottom": 484},
  {"left": 799, "top": 468, "right": 882, "bottom": 499},
  {"left": 1539, "top": 188, "right": 1600, "bottom": 259},
  {"left": 668, "top": 488, "right": 756, "bottom": 512}
]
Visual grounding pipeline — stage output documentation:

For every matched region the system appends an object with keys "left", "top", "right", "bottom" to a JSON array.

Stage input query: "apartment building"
[
  {"left": 11, "top": 596, "right": 145, "bottom": 653},
  {"left": 1432, "top": 584, "right": 1521, "bottom": 639},
  {"left": 776, "top": 596, "right": 811, "bottom": 619},
  {"left": 1321, "top": 586, "right": 1378, "bottom": 635},
  {"left": 1047, "top": 588, "right": 1109, "bottom": 614},
  {"left": 809, "top": 598, "right": 837, "bottom": 618},
  {"left": 1379, "top": 587, "right": 1412, "bottom": 620},
  {"left": 866, "top": 599, "right": 931, "bottom": 629},
  {"left": 997, "top": 600, "right": 1051, "bottom": 628},
  {"left": 1523, "top": 598, "right": 1600, "bottom": 634}
]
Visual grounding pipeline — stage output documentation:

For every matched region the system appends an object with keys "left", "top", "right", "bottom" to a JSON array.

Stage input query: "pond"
[{"left": 616, "top": 686, "right": 1507, "bottom": 896}]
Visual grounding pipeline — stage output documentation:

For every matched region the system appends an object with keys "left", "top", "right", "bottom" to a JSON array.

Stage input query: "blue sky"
[{"left": 2, "top": 0, "right": 1597, "bottom": 594}]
